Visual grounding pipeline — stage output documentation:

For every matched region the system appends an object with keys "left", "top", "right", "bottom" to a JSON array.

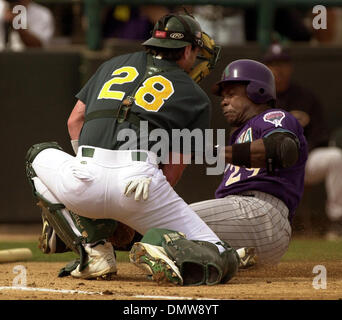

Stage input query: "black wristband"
[{"left": 232, "top": 142, "right": 251, "bottom": 168}]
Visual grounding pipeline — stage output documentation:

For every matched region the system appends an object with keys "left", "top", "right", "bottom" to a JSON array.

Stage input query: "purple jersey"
[{"left": 215, "top": 109, "right": 308, "bottom": 220}]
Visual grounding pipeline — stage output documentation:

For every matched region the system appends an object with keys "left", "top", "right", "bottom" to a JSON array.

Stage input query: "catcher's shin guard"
[
  {"left": 34, "top": 193, "right": 117, "bottom": 274},
  {"left": 37, "top": 196, "right": 118, "bottom": 256},
  {"left": 25, "top": 142, "right": 118, "bottom": 272},
  {"left": 26, "top": 142, "right": 83, "bottom": 255},
  {"left": 35, "top": 194, "right": 86, "bottom": 259},
  {"left": 39, "top": 213, "right": 70, "bottom": 254},
  {"left": 26, "top": 142, "right": 84, "bottom": 254}
]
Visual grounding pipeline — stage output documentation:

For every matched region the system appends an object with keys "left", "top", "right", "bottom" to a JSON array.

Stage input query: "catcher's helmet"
[
  {"left": 142, "top": 14, "right": 203, "bottom": 49},
  {"left": 212, "top": 59, "right": 276, "bottom": 104}
]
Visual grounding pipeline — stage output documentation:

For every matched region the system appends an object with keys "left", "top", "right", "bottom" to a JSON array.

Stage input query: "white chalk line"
[
  {"left": 134, "top": 295, "right": 219, "bottom": 300},
  {"left": 0, "top": 286, "right": 102, "bottom": 296},
  {"left": 0, "top": 286, "right": 218, "bottom": 300}
]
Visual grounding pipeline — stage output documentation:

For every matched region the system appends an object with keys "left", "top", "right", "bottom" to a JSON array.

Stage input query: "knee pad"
[
  {"left": 26, "top": 141, "right": 63, "bottom": 169},
  {"left": 26, "top": 141, "right": 63, "bottom": 180},
  {"left": 26, "top": 141, "right": 118, "bottom": 272},
  {"left": 25, "top": 142, "right": 64, "bottom": 196}
]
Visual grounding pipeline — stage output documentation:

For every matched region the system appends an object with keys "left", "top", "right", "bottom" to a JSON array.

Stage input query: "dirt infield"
[
  {"left": 0, "top": 260, "right": 341, "bottom": 300},
  {"left": 1, "top": 225, "right": 341, "bottom": 300}
]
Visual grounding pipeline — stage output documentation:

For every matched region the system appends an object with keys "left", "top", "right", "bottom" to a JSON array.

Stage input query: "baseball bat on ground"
[{"left": 0, "top": 248, "right": 33, "bottom": 263}]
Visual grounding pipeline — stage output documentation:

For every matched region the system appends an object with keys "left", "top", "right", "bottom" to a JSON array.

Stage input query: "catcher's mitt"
[
  {"left": 189, "top": 32, "right": 221, "bottom": 83},
  {"left": 107, "top": 222, "right": 136, "bottom": 249},
  {"left": 162, "top": 231, "right": 238, "bottom": 286}
]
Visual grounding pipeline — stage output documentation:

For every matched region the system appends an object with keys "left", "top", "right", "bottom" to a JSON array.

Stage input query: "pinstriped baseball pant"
[{"left": 190, "top": 191, "right": 292, "bottom": 265}]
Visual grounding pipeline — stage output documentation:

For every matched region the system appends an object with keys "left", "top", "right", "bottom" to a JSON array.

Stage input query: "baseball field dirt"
[
  {"left": 0, "top": 258, "right": 341, "bottom": 300},
  {"left": 0, "top": 225, "right": 341, "bottom": 301}
]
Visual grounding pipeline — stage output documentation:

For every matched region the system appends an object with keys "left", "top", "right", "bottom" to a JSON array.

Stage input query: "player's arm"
[
  {"left": 160, "top": 152, "right": 192, "bottom": 187},
  {"left": 219, "top": 131, "right": 300, "bottom": 171},
  {"left": 67, "top": 99, "right": 86, "bottom": 153}
]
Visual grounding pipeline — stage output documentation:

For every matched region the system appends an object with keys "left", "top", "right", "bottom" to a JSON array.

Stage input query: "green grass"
[
  {"left": 0, "top": 242, "right": 129, "bottom": 262},
  {"left": 1, "top": 238, "right": 341, "bottom": 263},
  {"left": 281, "top": 238, "right": 342, "bottom": 261}
]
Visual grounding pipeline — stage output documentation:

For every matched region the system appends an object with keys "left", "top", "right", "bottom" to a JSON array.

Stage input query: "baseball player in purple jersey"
[{"left": 190, "top": 59, "right": 308, "bottom": 264}]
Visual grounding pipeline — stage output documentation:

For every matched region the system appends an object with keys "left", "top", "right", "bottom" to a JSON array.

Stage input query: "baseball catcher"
[{"left": 25, "top": 13, "right": 253, "bottom": 285}]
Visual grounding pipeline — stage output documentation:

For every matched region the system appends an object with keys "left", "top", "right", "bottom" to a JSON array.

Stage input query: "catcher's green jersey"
[{"left": 76, "top": 51, "right": 211, "bottom": 154}]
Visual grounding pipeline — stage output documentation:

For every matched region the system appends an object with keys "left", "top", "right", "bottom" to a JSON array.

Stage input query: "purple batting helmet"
[{"left": 212, "top": 59, "right": 276, "bottom": 104}]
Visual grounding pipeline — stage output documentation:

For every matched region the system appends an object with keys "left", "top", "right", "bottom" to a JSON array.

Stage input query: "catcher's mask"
[
  {"left": 189, "top": 31, "right": 221, "bottom": 83},
  {"left": 143, "top": 13, "right": 221, "bottom": 83}
]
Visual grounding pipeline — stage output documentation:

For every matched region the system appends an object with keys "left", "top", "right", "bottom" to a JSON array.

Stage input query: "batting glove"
[{"left": 124, "top": 177, "right": 152, "bottom": 201}]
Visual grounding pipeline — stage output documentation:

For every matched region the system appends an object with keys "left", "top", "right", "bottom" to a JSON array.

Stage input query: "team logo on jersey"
[
  {"left": 236, "top": 127, "right": 253, "bottom": 143},
  {"left": 263, "top": 111, "right": 285, "bottom": 127}
]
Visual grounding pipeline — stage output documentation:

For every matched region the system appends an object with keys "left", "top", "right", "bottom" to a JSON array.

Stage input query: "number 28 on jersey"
[{"left": 97, "top": 66, "right": 175, "bottom": 112}]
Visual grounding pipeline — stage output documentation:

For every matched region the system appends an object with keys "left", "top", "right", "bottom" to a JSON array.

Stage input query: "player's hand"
[{"left": 124, "top": 177, "right": 152, "bottom": 201}]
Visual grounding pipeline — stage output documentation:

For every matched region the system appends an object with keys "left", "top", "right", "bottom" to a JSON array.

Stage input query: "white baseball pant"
[
  {"left": 31, "top": 145, "right": 223, "bottom": 249},
  {"left": 305, "top": 147, "right": 342, "bottom": 221}
]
